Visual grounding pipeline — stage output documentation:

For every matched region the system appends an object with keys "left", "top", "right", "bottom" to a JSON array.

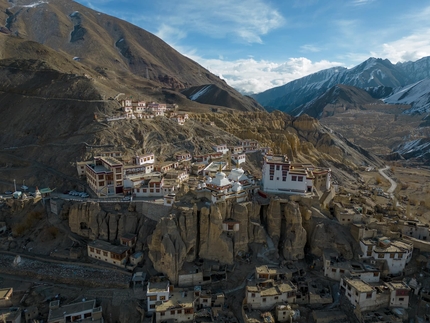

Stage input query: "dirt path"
[{"left": 378, "top": 166, "right": 397, "bottom": 197}]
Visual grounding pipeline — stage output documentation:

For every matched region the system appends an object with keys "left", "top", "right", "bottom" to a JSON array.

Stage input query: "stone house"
[
  {"left": 85, "top": 157, "right": 123, "bottom": 196},
  {"left": 87, "top": 239, "right": 130, "bottom": 267},
  {"left": 246, "top": 279, "right": 297, "bottom": 310},
  {"left": 147, "top": 280, "right": 170, "bottom": 313},
  {"left": 47, "top": 299, "right": 103, "bottom": 323}
]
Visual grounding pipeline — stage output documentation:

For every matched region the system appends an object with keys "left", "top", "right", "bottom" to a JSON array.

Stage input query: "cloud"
[
  {"left": 373, "top": 28, "right": 430, "bottom": 63},
  {"left": 300, "top": 44, "right": 322, "bottom": 53},
  {"left": 184, "top": 54, "right": 343, "bottom": 94},
  {"left": 150, "top": 0, "right": 285, "bottom": 44},
  {"left": 352, "top": 0, "right": 375, "bottom": 6}
]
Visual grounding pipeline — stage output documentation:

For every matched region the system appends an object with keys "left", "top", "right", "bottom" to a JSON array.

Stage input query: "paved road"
[{"left": 378, "top": 166, "right": 397, "bottom": 198}]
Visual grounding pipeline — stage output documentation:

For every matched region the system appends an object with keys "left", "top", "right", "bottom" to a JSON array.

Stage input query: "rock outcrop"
[
  {"left": 147, "top": 216, "right": 188, "bottom": 285},
  {"left": 282, "top": 202, "right": 307, "bottom": 260}
]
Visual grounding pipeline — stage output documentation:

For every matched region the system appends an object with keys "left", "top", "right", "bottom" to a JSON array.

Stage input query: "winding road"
[{"left": 378, "top": 165, "right": 397, "bottom": 198}]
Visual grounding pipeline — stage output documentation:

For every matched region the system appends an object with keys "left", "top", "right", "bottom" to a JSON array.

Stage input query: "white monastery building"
[{"left": 261, "top": 155, "right": 331, "bottom": 195}]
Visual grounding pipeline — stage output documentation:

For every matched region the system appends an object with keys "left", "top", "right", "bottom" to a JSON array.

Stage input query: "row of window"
[
  {"left": 160, "top": 308, "right": 193, "bottom": 316},
  {"left": 269, "top": 176, "right": 304, "bottom": 182}
]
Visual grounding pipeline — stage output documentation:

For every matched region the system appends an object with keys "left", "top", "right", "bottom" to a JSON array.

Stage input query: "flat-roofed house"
[
  {"left": 87, "top": 240, "right": 130, "bottom": 267},
  {"left": 0, "top": 307, "right": 21, "bottom": 323},
  {"left": 85, "top": 157, "right": 123, "bottom": 196},
  {"left": 0, "top": 288, "right": 13, "bottom": 307},
  {"left": 246, "top": 279, "right": 297, "bottom": 310},
  {"left": 47, "top": 299, "right": 103, "bottom": 323},
  {"left": 155, "top": 290, "right": 195, "bottom": 323},
  {"left": 147, "top": 280, "right": 170, "bottom": 313}
]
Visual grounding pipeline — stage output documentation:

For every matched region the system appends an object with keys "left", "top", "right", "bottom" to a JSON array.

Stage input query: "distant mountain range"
[
  {"left": 0, "top": 0, "right": 263, "bottom": 112},
  {"left": 253, "top": 56, "right": 430, "bottom": 114}
]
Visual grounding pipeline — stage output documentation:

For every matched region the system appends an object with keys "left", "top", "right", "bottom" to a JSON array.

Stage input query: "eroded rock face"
[
  {"left": 147, "top": 216, "right": 187, "bottom": 284},
  {"left": 282, "top": 202, "right": 307, "bottom": 260},
  {"left": 310, "top": 222, "right": 354, "bottom": 259},
  {"left": 199, "top": 205, "right": 234, "bottom": 264}
]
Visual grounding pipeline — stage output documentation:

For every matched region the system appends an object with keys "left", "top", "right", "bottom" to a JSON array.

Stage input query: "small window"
[
  {"left": 103, "top": 251, "right": 108, "bottom": 257},
  {"left": 276, "top": 165, "right": 280, "bottom": 170},
  {"left": 263, "top": 298, "right": 266, "bottom": 302},
  {"left": 399, "top": 297, "right": 404, "bottom": 301},
  {"left": 292, "top": 176, "right": 297, "bottom": 181},
  {"left": 366, "top": 292, "right": 372, "bottom": 299},
  {"left": 373, "top": 272, "right": 379, "bottom": 277},
  {"left": 270, "top": 176, "right": 273, "bottom": 180},
  {"left": 170, "top": 310, "right": 175, "bottom": 314},
  {"left": 282, "top": 177, "right": 286, "bottom": 181},
  {"left": 177, "top": 310, "right": 182, "bottom": 314},
  {"left": 90, "top": 247, "right": 94, "bottom": 252},
  {"left": 378, "top": 253, "right": 384, "bottom": 259},
  {"left": 159, "top": 296, "right": 166, "bottom": 300},
  {"left": 298, "top": 176, "right": 303, "bottom": 182},
  {"left": 160, "top": 312, "right": 165, "bottom": 316},
  {"left": 251, "top": 293, "right": 256, "bottom": 297},
  {"left": 390, "top": 253, "right": 395, "bottom": 258},
  {"left": 96, "top": 249, "right": 100, "bottom": 254}
]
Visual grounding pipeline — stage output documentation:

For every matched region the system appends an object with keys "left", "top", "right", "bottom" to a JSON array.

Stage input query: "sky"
[{"left": 75, "top": 0, "right": 430, "bottom": 94}]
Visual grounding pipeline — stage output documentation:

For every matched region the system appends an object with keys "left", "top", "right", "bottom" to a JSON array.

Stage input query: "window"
[
  {"left": 276, "top": 165, "right": 280, "bottom": 170},
  {"left": 150, "top": 305, "right": 155, "bottom": 309},
  {"left": 263, "top": 298, "right": 266, "bottom": 302},
  {"left": 99, "top": 181, "right": 104, "bottom": 187},
  {"left": 340, "top": 269, "right": 345, "bottom": 273},
  {"left": 203, "top": 299, "right": 208, "bottom": 303},
  {"left": 170, "top": 310, "right": 175, "bottom": 314},
  {"left": 298, "top": 176, "right": 303, "bottom": 182},
  {"left": 159, "top": 296, "right": 166, "bottom": 300},
  {"left": 373, "top": 272, "right": 379, "bottom": 277},
  {"left": 90, "top": 247, "right": 94, "bottom": 252},
  {"left": 103, "top": 251, "right": 108, "bottom": 257},
  {"left": 282, "top": 177, "right": 286, "bottom": 181},
  {"left": 270, "top": 176, "right": 273, "bottom": 180},
  {"left": 399, "top": 297, "right": 404, "bottom": 301},
  {"left": 251, "top": 293, "right": 255, "bottom": 297},
  {"left": 378, "top": 253, "right": 384, "bottom": 258},
  {"left": 184, "top": 309, "right": 193, "bottom": 314},
  {"left": 332, "top": 268, "right": 336, "bottom": 272},
  {"left": 116, "top": 174, "right": 121, "bottom": 179},
  {"left": 292, "top": 176, "right": 297, "bottom": 181},
  {"left": 177, "top": 310, "right": 182, "bottom": 314},
  {"left": 366, "top": 292, "right": 372, "bottom": 299},
  {"left": 96, "top": 249, "right": 100, "bottom": 254},
  {"left": 390, "top": 253, "right": 395, "bottom": 258},
  {"left": 149, "top": 296, "right": 157, "bottom": 301},
  {"left": 98, "top": 174, "right": 104, "bottom": 180},
  {"left": 160, "top": 312, "right": 165, "bottom": 316},
  {"left": 274, "top": 296, "right": 278, "bottom": 300}
]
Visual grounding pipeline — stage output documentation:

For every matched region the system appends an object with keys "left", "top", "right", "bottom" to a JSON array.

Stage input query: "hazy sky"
[{"left": 75, "top": 0, "right": 430, "bottom": 94}]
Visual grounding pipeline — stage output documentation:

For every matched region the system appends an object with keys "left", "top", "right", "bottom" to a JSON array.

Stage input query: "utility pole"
[{"left": 13, "top": 179, "right": 16, "bottom": 192}]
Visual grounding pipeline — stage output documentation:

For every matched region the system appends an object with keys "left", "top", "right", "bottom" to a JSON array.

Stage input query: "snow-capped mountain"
[
  {"left": 253, "top": 57, "right": 430, "bottom": 113},
  {"left": 384, "top": 78, "right": 430, "bottom": 115},
  {"left": 291, "top": 84, "right": 381, "bottom": 118}
]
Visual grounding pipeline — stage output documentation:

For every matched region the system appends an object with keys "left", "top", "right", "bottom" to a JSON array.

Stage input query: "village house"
[
  {"left": 222, "top": 219, "right": 240, "bottom": 233},
  {"left": 254, "top": 265, "right": 298, "bottom": 281},
  {"left": 213, "top": 144, "right": 229, "bottom": 155},
  {"left": 154, "top": 160, "right": 179, "bottom": 173},
  {"left": 175, "top": 151, "right": 192, "bottom": 162},
  {"left": 240, "top": 139, "right": 259, "bottom": 152},
  {"left": 134, "top": 153, "right": 155, "bottom": 166},
  {"left": 323, "top": 249, "right": 380, "bottom": 282},
  {"left": 0, "top": 307, "right": 21, "bottom": 323},
  {"left": 399, "top": 220, "right": 430, "bottom": 240},
  {"left": 0, "top": 288, "right": 13, "bottom": 307},
  {"left": 261, "top": 155, "right": 331, "bottom": 196},
  {"left": 147, "top": 279, "right": 170, "bottom": 313},
  {"left": 230, "top": 145, "right": 244, "bottom": 154},
  {"left": 165, "top": 169, "right": 189, "bottom": 183},
  {"left": 194, "top": 152, "right": 223, "bottom": 164},
  {"left": 246, "top": 279, "right": 297, "bottom": 310},
  {"left": 191, "top": 162, "right": 206, "bottom": 175},
  {"left": 231, "top": 153, "right": 246, "bottom": 166},
  {"left": 359, "top": 237, "right": 413, "bottom": 275},
  {"left": 87, "top": 239, "right": 130, "bottom": 267},
  {"left": 85, "top": 157, "right": 124, "bottom": 196},
  {"left": 154, "top": 290, "right": 195, "bottom": 323},
  {"left": 340, "top": 277, "right": 410, "bottom": 312},
  {"left": 47, "top": 299, "right": 103, "bottom": 323},
  {"left": 195, "top": 288, "right": 225, "bottom": 311},
  {"left": 132, "top": 176, "right": 165, "bottom": 197},
  {"left": 170, "top": 112, "right": 189, "bottom": 125},
  {"left": 333, "top": 202, "right": 363, "bottom": 225}
]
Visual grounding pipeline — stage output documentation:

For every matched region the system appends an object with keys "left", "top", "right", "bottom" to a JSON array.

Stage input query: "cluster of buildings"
[
  {"left": 76, "top": 137, "right": 332, "bottom": 206},
  {"left": 145, "top": 277, "right": 226, "bottom": 323},
  {"left": 0, "top": 288, "right": 104, "bottom": 323},
  {"left": 117, "top": 99, "right": 189, "bottom": 125}
]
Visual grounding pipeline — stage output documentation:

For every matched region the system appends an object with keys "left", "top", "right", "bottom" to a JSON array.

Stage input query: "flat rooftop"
[
  {"left": 155, "top": 289, "right": 194, "bottom": 312},
  {"left": 48, "top": 300, "right": 99, "bottom": 322},
  {"left": 148, "top": 281, "right": 169, "bottom": 293},
  {"left": 344, "top": 278, "right": 374, "bottom": 293},
  {"left": 0, "top": 288, "right": 12, "bottom": 300},
  {"left": 88, "top": 240, "right": 130, "bottom": 255}
]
